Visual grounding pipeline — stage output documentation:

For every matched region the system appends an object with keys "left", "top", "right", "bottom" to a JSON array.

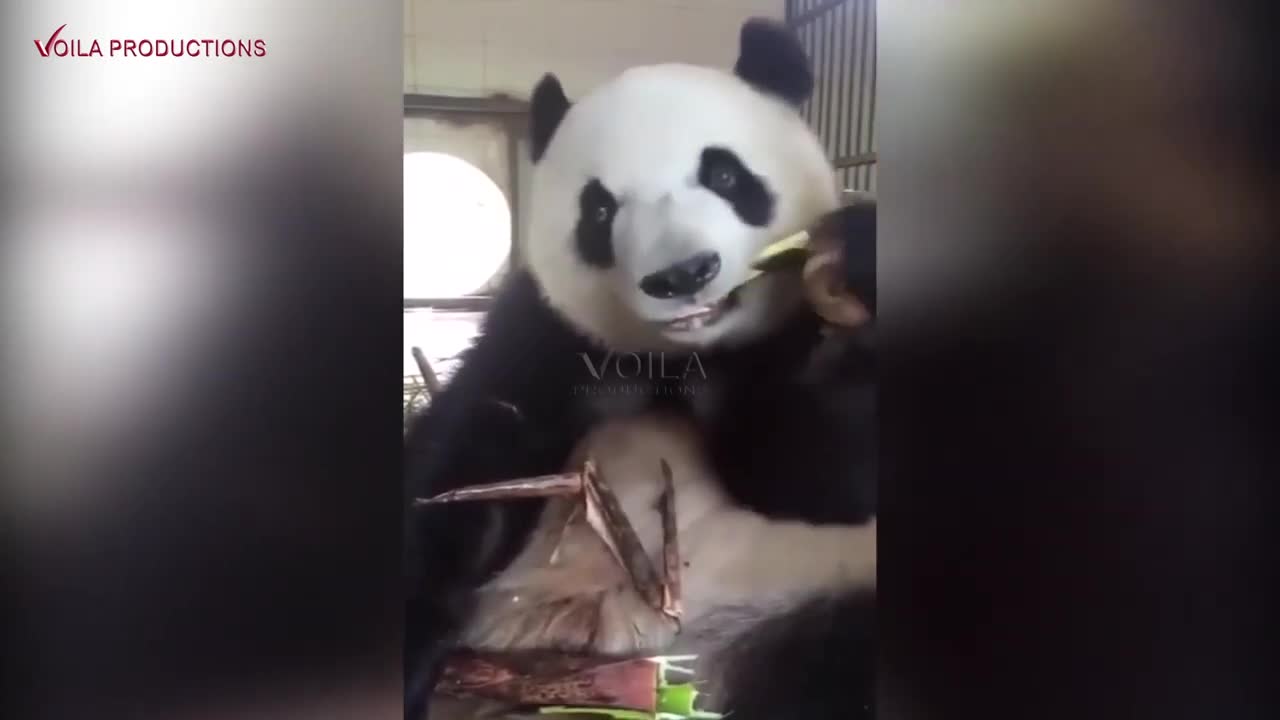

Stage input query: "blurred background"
[{"left": 400, "top": 0, "right": 878, "bottom": 420}]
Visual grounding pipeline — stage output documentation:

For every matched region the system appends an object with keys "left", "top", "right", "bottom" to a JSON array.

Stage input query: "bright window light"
[{"left": 403, "top": 152, "right": 511, "bottom": 298}]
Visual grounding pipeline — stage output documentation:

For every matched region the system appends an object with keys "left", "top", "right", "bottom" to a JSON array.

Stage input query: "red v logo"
[{"left": 34, "top": 24, "right": 67, "bottom": 57}]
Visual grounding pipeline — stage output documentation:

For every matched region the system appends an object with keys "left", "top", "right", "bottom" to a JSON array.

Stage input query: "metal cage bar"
[{"left": 787, "top": 0, "right": 876, "bottom": 192}]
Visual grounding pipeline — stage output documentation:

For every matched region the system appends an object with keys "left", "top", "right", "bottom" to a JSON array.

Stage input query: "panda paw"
[{"left": 828, "top": 199, "right": 875, "bottom": 312}]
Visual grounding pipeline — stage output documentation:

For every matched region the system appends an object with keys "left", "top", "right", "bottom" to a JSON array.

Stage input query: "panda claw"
[
  {"left": 413, "top": 471, "right": 584, "bottom": 506},
  {"left": 659, "top": 459, "right": 684, "bottom": 622},
  {"left": 581, "top": 461, "right": 669, "bottom": 616}
]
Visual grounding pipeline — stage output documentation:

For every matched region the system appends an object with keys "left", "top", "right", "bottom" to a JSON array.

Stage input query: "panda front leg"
[
  {"left": 707, "top": 200, "right": 877, "bottom": 526},
  {"left": 403, "top": 273, "right": 599, "bottom": 720}
]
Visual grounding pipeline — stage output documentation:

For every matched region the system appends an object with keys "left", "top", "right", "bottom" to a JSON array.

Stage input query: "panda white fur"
[{"left": 405, "top": 19, "right": 876, "bottom": 720}]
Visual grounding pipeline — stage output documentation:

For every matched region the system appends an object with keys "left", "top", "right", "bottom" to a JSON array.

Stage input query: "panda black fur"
[{"left": 405, "top": 19, "right": 875, "bottom": 720}]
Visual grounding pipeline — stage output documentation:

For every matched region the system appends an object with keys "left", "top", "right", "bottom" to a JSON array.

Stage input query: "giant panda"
[{"left": 405, "top": 18, "right": 876, "bottom": 720}]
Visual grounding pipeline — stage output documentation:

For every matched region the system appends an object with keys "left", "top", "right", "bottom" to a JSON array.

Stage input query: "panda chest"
[
  {"left": 457, "top": 413, "right": 878, "bottom": 656},
  {"left": 459, "top": 414, "right": 709, "bottom": 655}
]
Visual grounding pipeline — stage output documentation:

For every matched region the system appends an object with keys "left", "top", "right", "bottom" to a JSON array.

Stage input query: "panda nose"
[{"left": 639, "top": 252, "right": 722, "bottom": 299}]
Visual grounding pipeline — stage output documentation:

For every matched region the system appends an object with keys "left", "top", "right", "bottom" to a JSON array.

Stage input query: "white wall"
[{"left": 404, "top": 0, "right": 786, "bottom": 98}]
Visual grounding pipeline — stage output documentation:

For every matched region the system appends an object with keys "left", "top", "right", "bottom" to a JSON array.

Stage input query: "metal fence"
[{"left": 786, "top": 0, "right": 877, "bottom": 193}]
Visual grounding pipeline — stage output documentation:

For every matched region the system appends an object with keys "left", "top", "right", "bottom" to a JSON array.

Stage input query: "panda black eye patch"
[
  {"left": 698, "top": 147, "right": 774, "bottom": 227},
  {"left": 574, "top": 179, "right": 617, "bottom": 268}
]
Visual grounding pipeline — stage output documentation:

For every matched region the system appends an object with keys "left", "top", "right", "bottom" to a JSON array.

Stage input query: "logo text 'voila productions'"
[{"left": 35, "top": 24, "right": 267, "bottom": 59}]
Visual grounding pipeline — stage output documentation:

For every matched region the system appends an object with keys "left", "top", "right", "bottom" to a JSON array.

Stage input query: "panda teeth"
[
  {"left": 670, "top": 314, "right": 710, "bottom": 331},
  {"left": 664, "top": 291, "right": 742, "bottom": 331},
  {"left": 668, "top": 301, "right": 724, "bottom": 331}
]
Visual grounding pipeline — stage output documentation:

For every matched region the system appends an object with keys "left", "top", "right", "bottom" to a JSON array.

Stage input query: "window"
[
  {"left": 403, "top": 151, "right": 512, "bottom": 298},
  {"left": 403, "top": 150, "right": 513, "bottom": 417}
]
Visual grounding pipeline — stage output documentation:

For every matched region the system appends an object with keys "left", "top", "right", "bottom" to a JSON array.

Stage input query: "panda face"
[{"left": 523, "top": 23, "right": 839, "bottom": 351}]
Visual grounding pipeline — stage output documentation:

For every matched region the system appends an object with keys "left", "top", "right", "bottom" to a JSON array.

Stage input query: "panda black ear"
[
  {"left": 734, "top": 18, "right": 813, "bottom": 107},
  {"left": 530, "top": 73, "right": 571, "bottom": 164}
]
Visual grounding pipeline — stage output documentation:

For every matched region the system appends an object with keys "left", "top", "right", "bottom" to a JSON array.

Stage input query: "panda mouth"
[{"left": 661, "top": 289, "right": 741, "bottom": 332}]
